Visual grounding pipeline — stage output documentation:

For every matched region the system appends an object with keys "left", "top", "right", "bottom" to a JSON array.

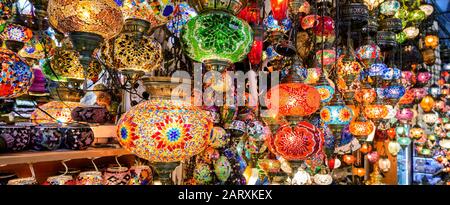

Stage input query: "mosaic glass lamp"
[
  {"left": 181, "top": 0, "right": 253, "bottom": 72},
  {"left": 48, "top": 0, "right": 123, "bottom": 40},
  {"left": 363, "top": 0, "right": 384, "bottom": 11},
  {"left": 355, "top": 79, "right": 377, "bottom": 104},
  {"left": 247, "top": 25, "right": 264, "bottom": 65},
  {"left": 419, "top": 95, "right": 435, "bottom": 112},
  {"left": 315, "top": 74, "right": 335, "bottom": 105},
  {"left": 337, "top": 41, "right": 363, "bottom": 85},
  {"left": 100, "top": 19, "right": 163, "bottom": 76},
  {"left": 270, "top": 0, "right": 288, "bottom": 22},
  {"left": 1, "top": 23, "right": 33, "bottom": 52},
  {"left": 264, "top": 13, "right": 292, "bottom": 40},
  {"left": 31, "top": 101, "right": 80, "bottom": 124},
  {"left": 265, "top": 82, "right": 321, "bottom": 119},
  {"left": 18, "top": 33, "right": 56, "bottom": 60},
  {"left": 424, "top": 34, "right": 439, "bottom": 49},
  {"left": 419, "top": 3, "right": 434, "bottom": 17},
  {"left": 403, "top": 26, "right": 419, "bottom": 39},
  {"left": 383, "top": 84, "right": 405, "bottom": 105},
  {"left": 272, "top": 121, "right": 324, "bottom": 160},
  {"left": 356, "top": 38, "right": 381, "bottom": 68},
  {"left": 364, "top": 103, "right": 389, "bottom": 124},
  {"left": 117, "top": 99, "right": 213, "bottom": 163},
  {"left": 320, "top": 91, "right": 353, "bottom": 136},
  {"left": 166, "top": 3, "right": 197, "bottom": 38},
  {"left": 380, "top": 0, "right": 400, "bottom": 16},
  {"left": 0, "top": 48, "right": 33, "bottom": 98},
  {"left": 48, "top": 0, "right": 124, "bottom": 69},
  {"left": 116, "top": 0, "right": 175, "bottom": 27},
  {"left": 349, "top": 114, "right": 375, "bottom": 138},
  {"left": 50, "top": 48, "right": 102, "bottom": 83}
]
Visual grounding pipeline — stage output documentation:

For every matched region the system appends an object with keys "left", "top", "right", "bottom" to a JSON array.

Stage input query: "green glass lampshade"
[
  {"left": 407, "top": 9, "right": 425, "bottom": 22},
  {"left": 181, "top": 11, "right": 253, "bottom": 70}
]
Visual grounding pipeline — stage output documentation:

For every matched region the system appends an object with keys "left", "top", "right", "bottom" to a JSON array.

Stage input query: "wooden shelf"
[{"left": 0, "top": 148, "right": 131, "bottom": 166}]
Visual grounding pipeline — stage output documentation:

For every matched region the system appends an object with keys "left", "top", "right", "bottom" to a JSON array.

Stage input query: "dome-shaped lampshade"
[
  {"left": 424, "top": 34, "right": 439, "bottom": 49},
  {"left": 382, "top": 67, "right": 401, "bottom": 80},
  {"left": 19, "top": 34, "right": 56, "bottom": 60},
  {"left": 355, "top": 84, "right": 377, "bottom": 105},
  {"left": 403, "top": 26, "right": 419, "bottom": 39},
  {"left": 47, "top": 0, "right": 124, "bottom": 40},
  {"left": 419, "top": 4, "right": 434, "bottom": 17},
  {"left": 409, "top": 125, "right": 424, "bottom": 139},
  {"left": 181, "top": 11, "right": 253, "bottom": 71},
  {"left": 388, "top": 140, "right": 401, "bottom": 155},
  {"left": 31, "top": 101, "right": 80, "bottom": 124},
  {"left": 117, "top": 99, "right": 213, "bottom": 162},
  {"left": 265, "top": 83, "right": 321, "bottom": 117},
  {"left": 422, "top": 112, "right": 438, "bottom": 125},
  {"left": 383, "top": 85, "right": 405, "bottom": 99},
  {"left": 0, "top": 48, "right": 33, "bottom": 98},
  {"left": 1, "top": 23, "right": 33, "bottom": 43}
]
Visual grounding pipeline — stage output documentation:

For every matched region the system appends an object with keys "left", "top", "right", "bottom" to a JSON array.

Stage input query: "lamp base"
[
  {"left": 49, "top": 86, "right": 83, "bottom": 102},
  {"left": 123, "top": 18, "right": 151, "bottom": 36},
  {"left": 69, "top": 32, "right": 103, "bottom": 68},
  {"left": 152, "top": 162, "right": 180, "bottom": 185},
  {"left": 121, "top": 70, "right": 146, "bottom": 85},
  {"left": 274, "top": 40, "right": 297, "bottom": 57},
  {"left": 204, "top": 59, "right": 232, "bottom": 73},
  {"left": 141, "top": 76, "right": 192, "bottom": 100},
  {"left": 285, "top": 116, "right": 303, "bottom": 126},
  {"left": 328, "top": 124, "right": 346, "bottom": 142}
]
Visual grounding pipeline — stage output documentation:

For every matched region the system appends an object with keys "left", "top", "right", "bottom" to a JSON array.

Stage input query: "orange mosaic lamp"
[
  {"left": 349, "top": 114, "right": 375, "bottom": 138},
  {"left": 265, "top": 82, "right": 321, "bottom": 118}
]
